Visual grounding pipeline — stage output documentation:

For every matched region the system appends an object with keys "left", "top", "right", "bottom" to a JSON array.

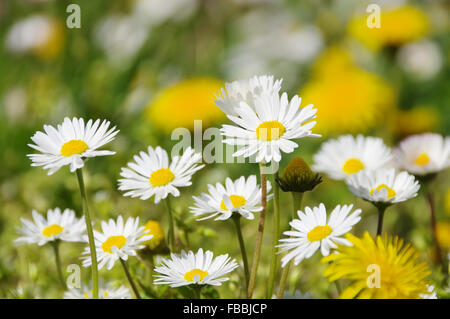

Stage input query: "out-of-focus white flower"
[
  {"left": 3, "top": 87, "right": 27, "bottom": 122},
  {"left": 5, "top": 15, "right": 63, "bottom": 59},
  {"left": 94, "top": 15, "right": 148, "bottom": 64},
  {"left": 132, "top": 0, "right": 198, "bottom": 27},
  {"left": 397, "top": 41, "right": 443, "bottom": 81}
]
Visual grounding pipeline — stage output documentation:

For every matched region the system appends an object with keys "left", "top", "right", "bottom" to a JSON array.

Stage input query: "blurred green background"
[{"left": 0, "top": 0, "right": 449, "bottom": 298}]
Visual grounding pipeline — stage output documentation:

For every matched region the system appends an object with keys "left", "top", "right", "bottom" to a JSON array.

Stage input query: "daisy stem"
[
  {"left": 120, "top": 258, "right": 142, "bottom": 299},
  {"left": 426, "top": 191, "right": 444, "bottom": 270},
  {"left": 276, "top": 192, "right": 303, "bottom": 299},
  {"left": 165, "top": 197, "right": 176, "bottom": 252},
  {"left": 247, "top": 163, "right": 268, "bottom": 299},
  {"left": 267, "top": 172, "right": 280, "bottom": 299},
  {"left": 376, "top": 205, "right": 387, "bottom": 236},
  {"left": 192, "top": 285, "right": 202, "bottom": 299},
  {"left": 75, "top": 168, "right": 99, "bottom": 299},
  {"left": 231, "top": 214, "right": 250, "bottom": 292},
  {"left": 51, "top": 240, "right": 66, "bottom": 289}
]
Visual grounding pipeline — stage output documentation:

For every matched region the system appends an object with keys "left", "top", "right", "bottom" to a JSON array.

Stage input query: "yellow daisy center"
[
  {"left": 256, "top": 121, "right": 285, "bottom": 141},
  {"left": 307, "top": 225, "right": 332, "bottom": 242},
  {"left": 149, "top": 168, "right": 175, "bottom": 187},
  {"left": 220, "top": 195, "right": 247, "bottom": 211},
  {"left": 101, "top": 235, "right": 127, "bottom": 253},
  {"left": 370, "top": 184, "right": 397, "bottom": 199},
  {"left": 42, "top": 224, "right": 64, "bottom": 237},
  {"left": 60, "top": 139, "right": 88, "bottom": 157},
  {"left": 184, "top": 268, "right": 209, "bottom": 282},
  {"left": 342, "top": 158, "right": 365, "bottom": 174},
  {"left": 415, "top": 153, "right": 430, "bottom": 166}
]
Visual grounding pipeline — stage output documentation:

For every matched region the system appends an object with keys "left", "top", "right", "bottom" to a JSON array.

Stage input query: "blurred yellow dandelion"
[
  {"left": 436, "top": 221, "right": 450, "bottom": 250},
  {"left": 143, "top": 220, "right": 165, "bottom": 249},
  {"left": 146, "top": 77, "right": 225, "bottom": 132},
  {"left": 322, "top": 232, "right": 431, "bottom": 299},
  {"left": 392, "top": 106, "right": 440, "bottom": 138},
  {"left": 348, "top": 5, "right": 429, "bottom": 51},
  {"left": 301, "top": 48, "right": 395, "bottom": 136}
]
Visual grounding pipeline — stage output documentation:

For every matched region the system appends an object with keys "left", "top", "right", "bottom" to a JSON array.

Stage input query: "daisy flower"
[
  {"left": 154, "top": 248, "right": 238, "bottom": 287},
  {"left": 189, "top": 175, "right": 272, "bottom": 221},
  {"left": 64, "top": 282, "right": 132, "bottom": 299},
  {"left": 15, "top": 208, "right": 86, "bottom": 246},
  {"left": 346, "top": 168, "right": 420, "bottom": 205},
  {"left": 118, "top": 146, "right": 204, "bottom": 204},
  {"left": 81, "top": 216, "right": 152, "bottom": 270},
  {"left": 312, "top": 135, "right": 393, "bottom": 180},
  {"left": 394, "top": 133, "right": 450, "bottom": 176},
  {"left": 214, "top": 75, "right": 282, "bottom": 116},
  {"left": 27, "top": 117, "right": 119, "bottom": 175},
  {"left": 322, "top": 232, "right": 431, "bottom": 299},
  {"left": 277, "top": 203, "right": 361, "bottom": 267},
  {"left": 220, "top": 91, "right": 320, "bottom": 163}
]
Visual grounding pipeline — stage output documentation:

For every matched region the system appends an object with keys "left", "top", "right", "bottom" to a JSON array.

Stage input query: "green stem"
[
  {"left": 247, "top": 163, "right": 268, "bottom": 298},
  {"left": 76, "top": 168, "right": 99, "bottom": 299},
  {"left": 192, "top": 285, "right": 202, "bottom": 299},
  {"left": 267, "top": 172, "right": 280, "bottom": 298},
  {"left": 120, "top": 259, "right": 142, "bottom": 299},
  {"left": 277, "top": 192, "right": 303, "bottom": 299},
  {"left": 231, "top": 214, "right": 250, "bottom": 292},
  {"left": 165, "top": 197, "right": 176, "bottom": 252},
  {"left": 426, "top": 191, "right": 444, "bottom": 270},
  {"left": 51, "top": 241, "right": 66, "bottom": 289},
  {"left": 376, "top": 205, "right": 387, "bottom": 236}
]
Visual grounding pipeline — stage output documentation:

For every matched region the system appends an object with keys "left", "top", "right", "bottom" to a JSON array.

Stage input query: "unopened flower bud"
[{"left": 276, "top": 157, "right": 322, "bottom": 193}]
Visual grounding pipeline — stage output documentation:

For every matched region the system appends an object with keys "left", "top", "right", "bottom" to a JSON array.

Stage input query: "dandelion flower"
[
  {"left": 312, "top": 135, "right": 393, "bottom": 180},
  {"left": 190, "top": 175, "right": 272, "bottom": 221},
  {"left": 348, "top": 5, "right": 429, "bottom": 51},
  {"left": 146, "top": 78, "right": 225, "bottom": 132},
  {"left": 15, "top": 208, "right": 86, "bottom": 246},
  {"left": 394, "top": 133, "right": 450, "bottom": 176},
  {"left": 142, "top": 220, "right": 166, "bottom": 250},
  {"left": 118, "top": 146, "right": 204, "bottom": 204},
  {"left": 300, "top": 48, "right": 395, "bottom": 136},
  {"left": 27, "top": 117, "right": 119, "bottom": 175},
  {"left": 393, "top": 106, "right": 440, "bottom": 138},
  {"left": 214, "top": 75, "right": 282, "bottom": 116},
  {"left": 81, "top": 216, "right": 152, "bottom": 270},
  {"left": 154, "top": 248, "right": 238, "bottom": 287},
  {"left": 436, "top": 221, "right": 450, "bottom": 251},
  {"left": 64, "top": 282, "right": 132, "bottom": 299},
  {"left": 322, "top": 232, "right": 431, "bottom": 299},
  {"left": 346, "top": 168, "right": 420, "bottom": 205},
  {"left": 278, "top": 203, "right": 361, "bottom": 267},
  {"left": 220, "top": 91, "right": 320, "bottom": 163}
]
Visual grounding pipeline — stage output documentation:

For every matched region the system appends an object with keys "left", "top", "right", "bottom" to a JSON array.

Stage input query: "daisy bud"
[{"left": 276, "top": 157, "right": 322, "bottom": 193}]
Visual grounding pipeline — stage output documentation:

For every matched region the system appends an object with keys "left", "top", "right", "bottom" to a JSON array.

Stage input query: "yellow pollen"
[
  {"left": 220, "top": 195, "right": 247, "bottom": 211},
  {"left": 342, "top": 158, "right": 365, "bottom": 174},
  {"left": 184, "top": 268, "right": 209, "bottom": 282},
  {"left": 60, "top": 140, "right": 88, "bottom": 157},
  {"left": 101, "top": 235, "right": 127, "bottom": 253},
  {"left": 370, "top": 184, "right": 397, "bottom": 199},
  {"left": 42, "top": 224, "right": 64, "bottom": 237},
  {"left": 415, "top": 153, "right": 430, "bottom": 166},
  {"left": 307, "top": 225, "right": 332, "bottom": 242},
  {"left": 149, "top": 168, "right": 175, "bottom": 187},
  {"left": 256, "top": 121, "right": 285, "bottom": 141}
]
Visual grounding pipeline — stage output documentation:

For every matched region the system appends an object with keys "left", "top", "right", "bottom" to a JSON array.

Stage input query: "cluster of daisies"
[{"left": 17, "top": 75, "right": 449, "bottom": 299}]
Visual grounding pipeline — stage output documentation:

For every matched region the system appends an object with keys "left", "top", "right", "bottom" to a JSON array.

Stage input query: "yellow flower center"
[
  {"left": 370, "top": 184, "right": 397, "bottom": 199},
  {"left": 149, "top": 168, "right": 175, "bottom": 187},
  {"left": 307, "top": 225, "right": 332, "bottom": 242},
  {"left": 101, "top": 235, "right": 127, "bottom": 253},
  {"left": 60, "top": 139, "right": 88, "bottom": 157},
  {"left": 415, "top": 153, "right": 430, "bottom": 166},
  {"left": 220, "top": 195, "right": 247, "bottom": 211},
  {"left": 42, "top": 224, "right": 64, "bottom": 237},
  {"left": 184, "top": 268, "right": 209, "bottom": 282},
  {"left": 256, "top": 121, "right": 285, "bottom": 141},
  {"left": 342, "top": 158, "right": 365, "bottom": 174}
]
